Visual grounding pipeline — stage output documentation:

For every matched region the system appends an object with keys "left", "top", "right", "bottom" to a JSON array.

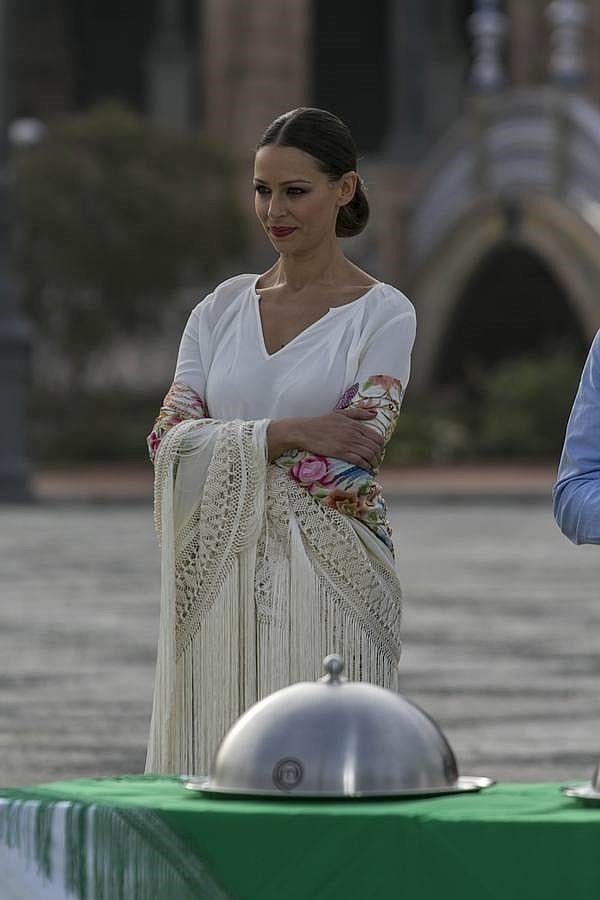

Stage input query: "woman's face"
[{"left": 253, "top": 144, "right": 356, "bottom": 255}]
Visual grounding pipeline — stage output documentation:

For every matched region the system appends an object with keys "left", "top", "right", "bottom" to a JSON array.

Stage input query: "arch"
[
  {"left": 434, "top": 242, "right": 586, "bottom": 385},
  {"left": 407, "top": 89, "right": 600, "bottom": 392},
  {"left": 409, "top": 192, "right": 600, "bottom": 391}
]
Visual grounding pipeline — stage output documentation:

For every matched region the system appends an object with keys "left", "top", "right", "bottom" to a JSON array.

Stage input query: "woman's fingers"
[
  {"left": 349, "top": 452, "right": 378, "bottom": 471},
  {"left": 336, "top": 409, "right": 384, "bottom": 447},
  {"left": 302, "top": 410, "right": 386, "bottom": 466},
  {"left": 338, "top": 407, "right": 377, "bottom": 420},
  {"left": 356, "top": 424, "right": 384, "bottom": 446},
  {"left": 351, "top": 428, "right": 384, "bottom": 458},
  {"left": 336, "top": 421, "right": 384, "bottom": 464},
  {"left": 343, "top": 436, "right": 381, "bottom": 469}
]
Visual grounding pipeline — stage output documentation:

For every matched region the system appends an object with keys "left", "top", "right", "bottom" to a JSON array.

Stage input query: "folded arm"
[
  {"left": 147, "top": 376, "right": 403, "bottom": 540},
  {"left": 272, "top": 375, "right": 404, "bottom": 549}
]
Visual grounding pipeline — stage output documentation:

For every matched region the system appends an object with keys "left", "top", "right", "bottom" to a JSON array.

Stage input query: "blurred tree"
[
  {"left": 385, "top": 345, "right": 583, "bottom": 465},
  {"left": 476, "top": 347, "right": 582, "bottom": 459},
  {"left": 12, "top": 101, "right": 246, "bottom": 383}
]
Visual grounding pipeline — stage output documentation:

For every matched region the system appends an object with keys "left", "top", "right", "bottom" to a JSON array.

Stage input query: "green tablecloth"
[{"left": 1, "top": 775, "right": 599, "bottom": 899}]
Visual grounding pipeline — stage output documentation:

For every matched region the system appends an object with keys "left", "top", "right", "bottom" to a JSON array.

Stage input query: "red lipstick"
[{"left": 270, "top": 227, "right": 296, "bottom": 238}]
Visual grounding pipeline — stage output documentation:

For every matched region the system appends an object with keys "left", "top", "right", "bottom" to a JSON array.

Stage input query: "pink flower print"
[
  {"left": 335, "top": 382, "right": 359, "bottom": 410},
  {"left": 369, "top": 375, "right": 401, "bottom": 392},
  {"left": 163, "top": 382, "right": 206, "bottom": 420},
  {"left": 147, "top": 429, "right": 162, "bottom": 460},
  {"left": 290, "top": 455, "right": 334, "bottom": 489}
]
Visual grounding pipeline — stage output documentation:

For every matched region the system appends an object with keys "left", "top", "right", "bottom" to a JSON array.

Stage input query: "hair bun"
[{"left": 336, "top": 179, "right": 369, "bottom": 238}]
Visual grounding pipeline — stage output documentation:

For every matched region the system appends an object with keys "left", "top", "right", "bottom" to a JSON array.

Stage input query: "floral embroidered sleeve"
[
  {"left": 275, "top": 375, "right": 403, "bottom": 552},
  {"left": 147, "top": 381, "right": 207, "bottom": 463}
]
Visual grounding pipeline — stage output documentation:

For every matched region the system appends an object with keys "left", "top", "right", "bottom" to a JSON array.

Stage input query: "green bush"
[
  {"left": 30, "top": 387, "right": 159, "bottom": 463},
  {"left": 385, "top": 398, "right": 472, "bottom": 465},
  {"left": 14, "top": 101, "right": 246, "bottom": 384},
  {"left": 386, "top": 346, "right": 583, "bottom": 464},
  {"left": 475, "top": 347, "right": 582, "bottom": 458}
]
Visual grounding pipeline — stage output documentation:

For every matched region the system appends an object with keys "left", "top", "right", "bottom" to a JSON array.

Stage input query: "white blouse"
[{"left": 174, "top": 273, "right": 416, "bottom": 419}]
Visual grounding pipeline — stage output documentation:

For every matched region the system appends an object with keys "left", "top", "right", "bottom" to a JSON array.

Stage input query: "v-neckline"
[{"left": 251, "top": 276, "right": 382, "bottom": 359}]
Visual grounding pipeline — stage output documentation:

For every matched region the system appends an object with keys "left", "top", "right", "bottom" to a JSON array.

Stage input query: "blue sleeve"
[{"left": 553, "top": 330, "right": 600, "bottom": 544}]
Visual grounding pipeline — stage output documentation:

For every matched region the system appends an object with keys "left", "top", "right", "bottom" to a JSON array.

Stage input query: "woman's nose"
[{"left": 268, "top": 193, "right": 286, "bottom": 218}]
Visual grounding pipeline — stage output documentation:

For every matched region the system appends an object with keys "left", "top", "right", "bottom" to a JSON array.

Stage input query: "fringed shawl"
[{"left": 145, "top": 380, "right": 404, "bottom": 776}]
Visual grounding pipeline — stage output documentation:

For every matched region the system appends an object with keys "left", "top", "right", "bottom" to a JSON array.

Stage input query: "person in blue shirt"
[{"left": 554, "top": 330, "right": 600, "bottom": 544}]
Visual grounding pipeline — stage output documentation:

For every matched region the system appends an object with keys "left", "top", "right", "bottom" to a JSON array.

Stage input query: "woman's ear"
[{"left": 337, "top": 171, "right": 358, "bottom": 208}]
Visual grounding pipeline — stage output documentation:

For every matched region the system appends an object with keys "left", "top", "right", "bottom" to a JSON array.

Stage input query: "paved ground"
[{"left": 1, "top": 475, "right": 599, "bottom": 788}]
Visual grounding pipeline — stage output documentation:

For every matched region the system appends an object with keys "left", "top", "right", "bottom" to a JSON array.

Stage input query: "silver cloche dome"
[{"left": 184, "top": 655, "right": 493, "bottom": 799}]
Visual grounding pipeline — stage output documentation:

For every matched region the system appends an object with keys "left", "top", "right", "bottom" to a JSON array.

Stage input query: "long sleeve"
[
  {"left": 348, "top": 307, "right": 416, "bottom": 445},
  {"left": 553, "top": 330, "right": 600, "bottom": 544},
  {"left": 172, "top": 303, "right": 208, "bottom": 398},
  {"left": 275, "top": 304, "right": 416, "bottom": 551},
  {"left": 147, "top": 304, "right": 209, "bottom": 462}
]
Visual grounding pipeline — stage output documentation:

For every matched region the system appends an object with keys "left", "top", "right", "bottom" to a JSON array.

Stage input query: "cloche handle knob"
[{"left": 322, "top": 654, "right": 345, "bottom": 682}]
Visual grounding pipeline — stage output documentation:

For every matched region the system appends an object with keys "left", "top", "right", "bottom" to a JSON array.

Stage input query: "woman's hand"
[{"left": 267, "top": 408, "right": 384, "bottom": 470}]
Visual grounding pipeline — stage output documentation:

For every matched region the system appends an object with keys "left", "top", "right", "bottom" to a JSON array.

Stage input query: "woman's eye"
[{"left": 254, "top": 185, "right": 306, "bottom": 196}]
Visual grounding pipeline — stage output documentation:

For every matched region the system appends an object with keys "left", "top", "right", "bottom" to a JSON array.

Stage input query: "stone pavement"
[{"left": 1, "top": 463, "right": 599, "bottom": 790}]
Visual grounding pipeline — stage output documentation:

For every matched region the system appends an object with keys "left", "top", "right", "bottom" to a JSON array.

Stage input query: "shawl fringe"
[{"left": 146, "top": 417, "right": 402, "bottom": 776}]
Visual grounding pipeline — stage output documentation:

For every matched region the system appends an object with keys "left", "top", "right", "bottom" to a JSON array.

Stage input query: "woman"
[{"left": 145, "top": 107, "right": 416, "bottom": 775}]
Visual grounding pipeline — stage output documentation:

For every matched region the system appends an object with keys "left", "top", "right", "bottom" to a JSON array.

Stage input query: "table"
[{"left": 1, "top": 776, "right": 599, "bottom": 899}]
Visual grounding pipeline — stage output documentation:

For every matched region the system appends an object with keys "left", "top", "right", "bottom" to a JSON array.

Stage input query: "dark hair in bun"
[{"left": 257, "top": 107, "right": 369, "bottom": 238}]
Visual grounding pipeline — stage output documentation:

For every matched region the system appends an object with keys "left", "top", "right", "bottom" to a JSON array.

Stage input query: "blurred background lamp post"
[
  {"left": 468, "top": 0, "right": 508, "bottom": 95},
  {"left": 385, "top": 0, "right": 428, "bottom": 161},
  {"left": 146, "top": 0, "right": 191, "bottom": 131},
  {"left": 0, "top": 0, "right": 32, "bottom": 502},
  {"left": 547, "top": 0, "right": 587, "bottom": 88}
]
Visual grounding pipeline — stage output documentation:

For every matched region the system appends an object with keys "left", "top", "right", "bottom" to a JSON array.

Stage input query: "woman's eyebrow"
[{"left": 253, "top": 178, "right": 313, "bottom": 185}]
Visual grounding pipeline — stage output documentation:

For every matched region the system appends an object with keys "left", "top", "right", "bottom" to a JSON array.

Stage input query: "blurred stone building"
[{"left": 14, "top": 0, "right": 600, "bottom": 392}]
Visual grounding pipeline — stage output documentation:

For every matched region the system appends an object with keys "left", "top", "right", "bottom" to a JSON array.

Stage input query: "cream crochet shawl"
[{"left": 145, "top": 416, "right": 402, "bottom": 776}]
